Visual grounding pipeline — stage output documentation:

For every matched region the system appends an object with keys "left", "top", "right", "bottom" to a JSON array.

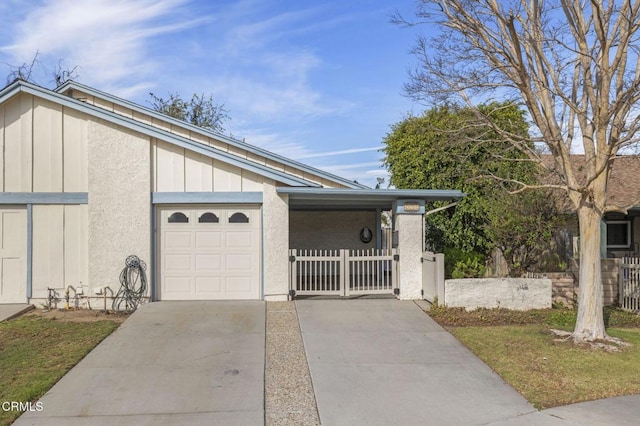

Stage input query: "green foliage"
[
  {"left": 383, "top": 102, "right": 563, "bottom": 276},
  {"left": 604, "top": 307, "right": 640, "bottom": 328},
  {"left": 149, "top": 92, "right": 229, "bottom": 132},
  {"left": 452, "top": 257, "right": 487, "bottom": 279},
  {"left": 546, "top": 308, "right": 577, "bottom": 328},
  {"left": 0, "top": 317, "right": 119, "bottom": 425},
  {"left": 445, "top": 248, "right": 486, "bottom": 278},
  {"left": 383, "top": 102, "right": 536, "bottom": 258}
]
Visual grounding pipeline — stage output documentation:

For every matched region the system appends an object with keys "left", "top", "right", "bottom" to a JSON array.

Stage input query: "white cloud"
[
  {"left": 201, "top": 4, "right": 356, "bottom": 121},
  {"left": 0, "top": 0, "right": 207, "bottom": 93},
  {"left": 296, "top": 147, "right": 382, "bottom": 160},
  {"left": 212, "top": 72, "right": 353, "bottom": 122},
  {"left": 232, "top": 128, "right": 314, "bottom": 160},
  {"left": 320, "top": 161, "right": 384, "bottom": 173},
  {"left": 317, "top": 161, "right": 387, "bottom": 188}
]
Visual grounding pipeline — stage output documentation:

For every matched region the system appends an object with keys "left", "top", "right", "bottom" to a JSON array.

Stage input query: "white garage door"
[{"left": 158, "top": 205, "right": 261, "bottom": 300}]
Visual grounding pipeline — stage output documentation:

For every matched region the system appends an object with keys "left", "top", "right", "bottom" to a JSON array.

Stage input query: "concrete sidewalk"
[
  {"left": 296, "top": 299, "right": 537, "bottom": 425},
  {"left": 15, "top": 301, "right": 265, "bottom": 426},
  {"left": 0, "top": 304, "right": 33, "bottom": 322},
  {"left": 540, "top": 394, "right": 640, "bottom": 425}
]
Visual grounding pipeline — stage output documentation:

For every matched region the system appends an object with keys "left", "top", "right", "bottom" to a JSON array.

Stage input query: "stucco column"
[
  {"left": 262, "top": 181, "right": 290, "bottom": 301},
  {"left": 394, "top": 200, "right": 425, "bottom": 300}
]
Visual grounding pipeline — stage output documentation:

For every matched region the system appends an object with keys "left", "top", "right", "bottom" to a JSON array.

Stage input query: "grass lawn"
[
  {"left": 429, "top": 306, "right": 640, "bottom": 409},
  {"left": 0, "top": 314, "right": 122, "bottom": 425}
]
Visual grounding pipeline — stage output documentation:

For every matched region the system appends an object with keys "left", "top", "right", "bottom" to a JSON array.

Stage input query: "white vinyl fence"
[
  {"left": 620, "top": 257, "right": 640, "bottom": 311},
  {"left": 289, "top": 248, "right": 397, "bottom": 297}
]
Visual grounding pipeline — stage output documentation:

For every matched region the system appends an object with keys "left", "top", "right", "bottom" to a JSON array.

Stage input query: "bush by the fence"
[{"left": 444, "top": 249, "right": 487, "bottom": 278}]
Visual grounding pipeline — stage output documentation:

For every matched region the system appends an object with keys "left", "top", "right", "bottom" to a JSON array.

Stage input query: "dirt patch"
[
  {"left": 24, "top": 308, "right": 130, "bottom": 324},
  {"left": 426, "top": 305, "right": 552, "bottom": 327}
]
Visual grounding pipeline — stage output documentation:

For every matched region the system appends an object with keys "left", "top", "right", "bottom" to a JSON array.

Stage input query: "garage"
[
  {"left": 0, "top": 80, "right": 464, "bottom": 306},
  {"left": 157, "top": 205, "right": 261, "bottom": 300}
]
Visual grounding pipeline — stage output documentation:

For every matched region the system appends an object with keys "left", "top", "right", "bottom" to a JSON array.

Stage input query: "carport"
[{"left": 277, "top": 188, "right": 464, "bottom": 299}]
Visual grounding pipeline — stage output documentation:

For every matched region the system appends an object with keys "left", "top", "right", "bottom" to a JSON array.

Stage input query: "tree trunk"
[{"left": 573, "top": 206, "right": 607, "bottom": 341}]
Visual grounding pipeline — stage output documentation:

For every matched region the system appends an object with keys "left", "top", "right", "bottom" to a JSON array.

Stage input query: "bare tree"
[
  {"left": 396, "top": 1, "right": 640, "bottom": 344},
  {"left": 148, "top": 92, "right": 229, "bottom": 133},
  {"left": 4, "top": 52, "right": 79, "bottom": 87},
  {"left": 4, "top": 53, "right": 40, "bottom": 85},
  {"left": 52, "top": 60, "right": 80, "bottom": 87}
]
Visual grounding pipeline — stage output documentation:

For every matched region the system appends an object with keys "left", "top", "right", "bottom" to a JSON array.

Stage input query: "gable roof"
[
  {"left": 55, "top": 80, "right": 369, "bottom": 189},
  {"left": 606, "top": 156, "right": 640, "bottom": 209},
  {"left": 542, "top": 154, "right": 640, "bottom": 210},
  {"left": 0, "top": 79, "right": 330, "bottom": 187}
]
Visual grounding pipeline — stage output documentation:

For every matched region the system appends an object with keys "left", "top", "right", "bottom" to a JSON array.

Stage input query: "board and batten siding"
[
  {"left": 0, "top": 93, "right": 88, "bottom": 192},
  {"left": 31, "top": 205, "right": 89, "bottom": 298},
  {"left": 0, "top": 93, "right": 90, "bottom": 301},
  {"left": 151, "top": 139, "right": 264, "bottom": 192},
  {"left": 66, "top": 88, "right": 346, "bottom": 189}
]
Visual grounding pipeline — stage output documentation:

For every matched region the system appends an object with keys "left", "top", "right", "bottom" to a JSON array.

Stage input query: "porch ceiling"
[{"left": 277, "top": 187, "right": 465, "bottom": 210}]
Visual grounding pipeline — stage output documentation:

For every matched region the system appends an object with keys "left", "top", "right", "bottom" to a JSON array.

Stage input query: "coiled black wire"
[{"left": 112, "top": 255, "right": 148, "bottom": 313}]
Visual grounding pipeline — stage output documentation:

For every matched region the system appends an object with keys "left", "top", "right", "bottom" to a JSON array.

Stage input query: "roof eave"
[{"left": 277, "top": 187, "right": 465, "bottom": 209}]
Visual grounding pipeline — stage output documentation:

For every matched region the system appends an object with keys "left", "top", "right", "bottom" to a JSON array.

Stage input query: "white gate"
[
  {"left": 422, "top": 251, "right": 445, "bottom": 303},
  {"left": 620, "top": 257, "right": 640, "bottom": 311},
  {"left": 289, "top": 249, "right": 397, "bottom": 296}
]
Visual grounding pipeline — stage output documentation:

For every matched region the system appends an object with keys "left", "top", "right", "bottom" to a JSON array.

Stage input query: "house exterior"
[
  {"left": 0, "top": 79, "right": 463, "bottom": 307},
  {"left": 601, "top": 156, "right": 640, "bottom": 258},
  {"left": 540, "top": 155, "right": 640, "bottom": 260}
]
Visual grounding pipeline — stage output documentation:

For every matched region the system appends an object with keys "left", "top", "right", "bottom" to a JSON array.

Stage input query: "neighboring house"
[
  {"left": 0, "top": 79, "right": 463, "bottom": 306},
  {"left": 602, "top": 156, "right": 640, "bottom": 258},
  {"left": 540, "top": 155, "right": 640, "bottom": 259}
]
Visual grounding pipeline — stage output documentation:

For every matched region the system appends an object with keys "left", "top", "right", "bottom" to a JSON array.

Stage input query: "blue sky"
[{"left": 0, "top": 0, "right": 425, "bottom": 188}]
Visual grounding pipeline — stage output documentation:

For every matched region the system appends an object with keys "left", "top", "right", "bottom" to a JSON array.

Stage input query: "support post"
[{"left": 393, "top": 200, "right": 425, "bottom": 300}]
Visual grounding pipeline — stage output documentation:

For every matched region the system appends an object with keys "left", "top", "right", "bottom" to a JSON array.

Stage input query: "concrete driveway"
[
  {"left": 296, "top": 299, "right": 539, "bottom": 426},
  {"left": 16, "top": 301, "right": 265, "bottom": 426}
]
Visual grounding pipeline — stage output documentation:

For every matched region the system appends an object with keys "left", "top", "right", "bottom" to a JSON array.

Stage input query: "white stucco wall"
[
  {"left": 290, "top": 211, "right": 377, "bottom": 250},
  {"left": 395, "top": 213, "right": 423, "bottom": 300},
  {"left": 445, "top": 278, "right": 552, "bottom": 310},
  {"left": 87, "top": 119, "right": 151, "bottom": 297},
  {"left": 263, "top": 181, "right": 289, "bottom": 301}
]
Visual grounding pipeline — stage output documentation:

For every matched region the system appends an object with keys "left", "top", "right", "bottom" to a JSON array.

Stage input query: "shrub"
[
  {"left": 604, "top": 306, "right": 640, "bottom": 328},
  {"left": 445, "top": 249, "right": 487, "bottom": 278}
]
